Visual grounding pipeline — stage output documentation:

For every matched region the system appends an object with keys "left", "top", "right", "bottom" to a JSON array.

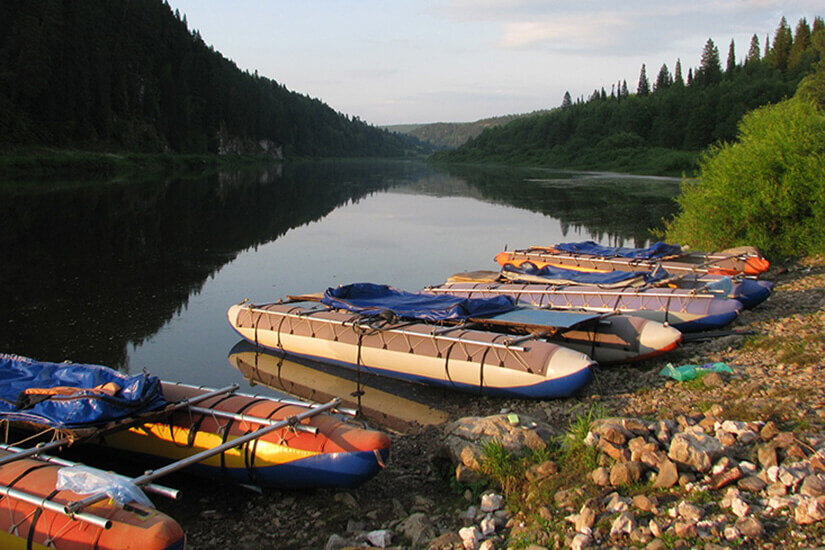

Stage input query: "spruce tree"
[
  {"left": 747, "top": 34, "right": 761, "bottom": 64},
  {"left": 788, "top": 17, "right": 811, "bottom": 71},
  {"left": 687, "top": 68, "right": 694, "bottom": 86},
  {"left": 561, "top": 91, "right": 572, "bottom": 108},
  {"left": 769, "top": 17, "right": 792, "bottom": 72},
  {"left": 655, "top": 64, "right": 672, "bottom": 91},
  {"left": 697, "top": 38, "right": 722, "bottom": 85},
  {"left": 674, "top": 59, "right": 684, "bottom": 86},
  {"left": 621, "top": 80, "right": 628, "bottom": 98},
  {"left": 726, "top": 39, "right": 736, "bottom": 76},
  {"left": 637, "top": 64, "right": 650, "bottom": 96}
]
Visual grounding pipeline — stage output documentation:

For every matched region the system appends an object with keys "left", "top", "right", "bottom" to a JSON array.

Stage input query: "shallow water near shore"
[{"left": 0, "top": 160, "right": 679, "bottom": 424}]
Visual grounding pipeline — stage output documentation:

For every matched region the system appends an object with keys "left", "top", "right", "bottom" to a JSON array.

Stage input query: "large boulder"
[
  {"left": 668, "top": 431, "right": 724, "bottom": 473},
  {"left": 441, "top": 414, "right": 555, "bottom": 471}
]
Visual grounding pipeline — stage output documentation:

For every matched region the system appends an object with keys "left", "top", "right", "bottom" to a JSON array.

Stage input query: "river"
[{"left": 0, "top": 160, "right": 680, "bottom": 417}]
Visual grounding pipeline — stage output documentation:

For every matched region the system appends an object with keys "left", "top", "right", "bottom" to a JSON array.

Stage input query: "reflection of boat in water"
[{"left": 229, "top": 341, "right": 449, "bottom": 433}]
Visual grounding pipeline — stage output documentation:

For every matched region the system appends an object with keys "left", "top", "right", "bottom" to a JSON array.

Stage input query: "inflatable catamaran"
[
  {"left": 227, "top": 283, "right": 682, "bottom": 399},
  {"left": 0, "top": 353, "right": 391, "bottom": 548},
  {"left": 495, "top": 241, "right": 770, "bottom": 277}
]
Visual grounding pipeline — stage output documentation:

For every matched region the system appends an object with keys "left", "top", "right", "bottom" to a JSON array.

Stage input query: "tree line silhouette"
[
  {"left": 437, "top": 16, "right": 824, "bottom": 174},
  {"left": 0, "top": 0, "right": 425, "bottom": 157}
]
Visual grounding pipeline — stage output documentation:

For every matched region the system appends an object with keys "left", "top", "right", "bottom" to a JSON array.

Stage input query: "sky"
[{"left": 167, "top": 1, "right": 820, "bottom": 126}]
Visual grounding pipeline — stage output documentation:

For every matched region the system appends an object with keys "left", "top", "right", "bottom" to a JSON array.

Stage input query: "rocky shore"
[{"left": 161, "top": 257, "right": 825, "bottom": 549}]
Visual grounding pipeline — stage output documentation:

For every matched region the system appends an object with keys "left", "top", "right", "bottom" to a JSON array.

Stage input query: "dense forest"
[
  {"left": 0, "top": 0, "right": 426, "bottom": 157},
  {"left": 436, "top": 17, "right": 824, "bottom": 175}
]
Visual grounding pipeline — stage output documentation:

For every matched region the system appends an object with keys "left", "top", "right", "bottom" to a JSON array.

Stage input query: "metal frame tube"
[
  {"left": 243, "top": 306, "right": 528, "bottom": 352},
  {"left": 0, "top": 483, "right": 112, "bottom": 529},
  {"left": 0, "top": 443, "right": 180, "bottom": 500},
  {"left": 65, "top": 398, "right": 341, "bottom": 514}
]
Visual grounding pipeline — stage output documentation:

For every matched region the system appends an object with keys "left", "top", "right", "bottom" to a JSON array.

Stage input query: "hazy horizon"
[{"left": 168, "top": 1, "right": 820, "bottom": 126}]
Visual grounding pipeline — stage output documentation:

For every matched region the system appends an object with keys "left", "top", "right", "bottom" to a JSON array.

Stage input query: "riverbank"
[
  {"left": 154, "top": 256, "right": 823, "bottom": 549},
  {"left": 0, "top": 149, "right": 285, "bottom": 180}
]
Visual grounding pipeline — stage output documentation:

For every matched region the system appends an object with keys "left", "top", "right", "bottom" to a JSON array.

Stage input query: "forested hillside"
[
  {"left": 386, "top": 113, "right": 540, "bottom": 149},
  {"left": 436, "top": 17, "right": 824, "bottom": 175},
  {"left": 0, "top": 0, "right": 425, "bottom": 157}
]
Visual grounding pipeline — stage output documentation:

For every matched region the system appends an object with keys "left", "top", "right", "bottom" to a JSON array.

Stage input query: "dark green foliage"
[
  {"left": 0, "top": 1, "right": 426, "bottom": 158},
  {"left": 637, "top": 64, "right": 650, "bottom": 96},
  {"left": 437, "top": 16, "right": 822, "bottom": 175},
  {"left": 696, "top": 39, "right": 722, "bottom": 86}
]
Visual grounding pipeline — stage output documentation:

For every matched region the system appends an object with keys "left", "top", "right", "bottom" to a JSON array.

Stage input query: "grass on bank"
[{"left": 0, "top": 148, "right": 282, "bottom": 180}]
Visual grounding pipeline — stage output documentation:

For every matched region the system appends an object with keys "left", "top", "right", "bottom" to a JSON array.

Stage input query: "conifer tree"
[
  {"left": 769, "top": 17, "right": 792, "bottom": 72},
  {"left": 621, "top": 80, "right": 628, "bottom": 98},
  {"left": 788, "top": 17, "right": 811, "bottom": 71},
  {"left": 687, "top": 68, "right": 693, "bottom": 86},
  {"left": 726, "top": 39, "right": 736, "bottom": 76},
  {"left": 655, "top": 64, "right": 672, "bottom": 91},
  {"left": 561, "top": 91, "right": 572, "bottom": 109},
  {"left": 637, "top": 64, "right": 650, "bottom": 96},
  {"left": 674, "top": 59, "right": 684, "bottom": 86},
  {"left": 600, "top": 87, "right": 607, "bottom": 100},
  {"left": 697, "top": 38, "right": 722, "bottom": 85},
  {"left": 746, "top": 34, "right": 761, "bottom": 64}
]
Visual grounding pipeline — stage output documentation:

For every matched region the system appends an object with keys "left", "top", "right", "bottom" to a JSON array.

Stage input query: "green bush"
[{"left": 664, "top": 96, "right": 825, "bottom": 257}]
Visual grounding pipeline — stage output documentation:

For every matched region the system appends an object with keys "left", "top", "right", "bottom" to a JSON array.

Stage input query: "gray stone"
[
  {"left": 398, "top": 513, "right": 437, "bottom": 546},
  {"left": 575, "top": 503, "right": 597, "bottom": 532},
  {"left": 442, "top": 415, "right": 554, "bottom": 471},
  {"left": 554, "top": 487, "right": 583, "bottom": 510},
  {"left": 366, "top": 529, "right": 393, "bottom": 548},
  {"left": 735, "top": 517, "right": 764, "bottom": 538},
  {"left": 571, "top": 532, "right": 592, "bottom": 550},
  {"left": 738, "top": 476, "right": 767, "bottom": 492},
  {"left": 590, "top": 467, "right": 610, "bottom": 486},
  {"left": 653, "top": 459, "right": 679, "bottom": 489},
  {"left": 795, "top": 496, "right": 825, "bottom": 525},
  {"left": 669, "top": 432, "right": 724, "bottom": 473},
  {"left": 604, "top": 492, "right": 630, "bottom": 513},
  {"left": 458, "top": 526, "right": 481, "bottom": 550},
  {"left": 676, "top": 501, "right": 704, "bottom": 523},
  {"left": 610, "top": 461, "right": 645, "bottom": 487},
  {"left": 610, "top": 511, "right": 636, "bottom": 537},
  {"left": 480, "top": 493, "right": 504, "bottom": 512},
  {"left": 801, "top": 474, "right": 825, "bottom": 497},
  {"left": 757, "top": 444, "right": 778, "bottom": 468},
  {"left": 325, "top": 534, "right": 349, "bottom": 550},
  {"left": 633, "top": 494, "right": 658, "bottom": 513}
]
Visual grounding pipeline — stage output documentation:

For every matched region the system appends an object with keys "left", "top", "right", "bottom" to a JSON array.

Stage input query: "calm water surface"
[{"left": 0, "top": 160, "right": 679, "bottom": 398}]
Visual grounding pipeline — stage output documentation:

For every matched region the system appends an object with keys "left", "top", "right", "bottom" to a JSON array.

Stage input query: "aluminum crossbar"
[
  {"left": 65, "top": 398, "right": 342, "bottom": 515},
  {"left": 0, "top": 443, "right": 180, "bottom": 500},
  {"left": 188, "top": 406, "right": 319, "bottom": 435},
  {"left": 426, "top": 286, "right": 718, "bottom": 300},
  {"left": 244, "top": 306, "right": 528, "bottom": 352},
  {"left": 0, "top": 482, "right": 112, "bottom": 529}
]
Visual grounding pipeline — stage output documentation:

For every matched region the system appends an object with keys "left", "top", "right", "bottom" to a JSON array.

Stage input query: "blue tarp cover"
[
  {"left": 553, "top": 241, "right": 682, "bottom": 260},
  {"left": 0, "top": 354, "right": 166, "bottom": 429},
  {"left": 501, "top": 263, "right": 668, "bottom": 286},
  {"left": 323, "top": 283, "right": 516, "bottom": 322}
]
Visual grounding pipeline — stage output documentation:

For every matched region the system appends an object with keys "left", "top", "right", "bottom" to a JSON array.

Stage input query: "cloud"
[{"left": 500, "top": 14, "right": 628, "bottom": 49}]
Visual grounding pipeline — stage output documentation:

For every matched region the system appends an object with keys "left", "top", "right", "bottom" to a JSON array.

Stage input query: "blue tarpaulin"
[
  {"left": 553, "top": 241, "right": 682, "bottom": 260},
  {"left": 501, "top": 263, "right": 668, "bottom": 286},
  {"left": 0, "top": 354, "right": 166, "bottom": 429},
  {"left": 323, "top": 283, "right": 516, "bottom": 322}
]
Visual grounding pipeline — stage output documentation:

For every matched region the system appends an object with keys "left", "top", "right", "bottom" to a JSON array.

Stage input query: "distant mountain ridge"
[
  {"left": 0, "top": 0, "right": 427, "bottom": 158},
  {"left": 385, "top": 112, "right": 546, "bottom": 149}
]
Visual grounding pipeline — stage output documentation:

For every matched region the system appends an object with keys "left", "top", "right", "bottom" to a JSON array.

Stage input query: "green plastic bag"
[{"left": 659, "top": 362, "right": 733, "bottom": 381}]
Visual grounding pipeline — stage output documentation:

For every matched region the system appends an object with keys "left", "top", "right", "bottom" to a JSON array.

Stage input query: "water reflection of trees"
[
  {"left": 0, "top": 161, "right": 425, "bottom": 368},
  {"left": 435, "top": 164, "right": 680, "bottom": 246},
  {"left": 0, "top": 161, "right": 679, "bottom": 369}
]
